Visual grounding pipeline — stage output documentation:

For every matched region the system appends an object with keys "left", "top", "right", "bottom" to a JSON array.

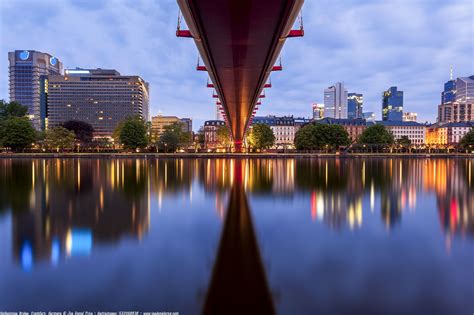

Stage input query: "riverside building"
[
  {"left": 379, "top": 121, "right": 426, "bottom": 145},
  {"left": 8, "top": 50, "right": 63, "bottom": 130},
  {"left": 45, "top": 68, "right": 149, "bottom": 138}
]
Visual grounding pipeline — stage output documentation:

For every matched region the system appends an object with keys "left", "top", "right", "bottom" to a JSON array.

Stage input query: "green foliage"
[
  {"left": 397, "top": 135, "right": 411, "bottom": 147},
  {"left": 63, "top": 120, "right": 94, "bottom": 143},
  {"left": 216, "top": 125, "right": 231, "bottom": 147},
  {"left": 459, "top": 129, "right": 474, "bottom": 149},
  {"left": 45, "top": 126, "right": 76, "bottom": 151},
  {"left": 247, "top": 123, "right": 275, "bottom": 150},
  {"left": 113, "top": 120, "right": 126, "bottom": 143},
  {"left": 358, "top": 124, "right": 394, "bottom": 145},
  {"left": 197, "top": 127, "right": 205, "bottom": 145},
  {"left": 0, "top": 100, "right": 28, "bottom": 119},
  {"left": 0, "top": 117, "right": 37, "bottom": 151},
  {"left": 294, "top": 123, "right": 350, "bottom": 150},
  {"left": 326, "top": 124, "right": 351, "bottom": 148},
  {"left": 157, "top": 129, "right": 179, "bottom": 152},
  {"left": 294, "top": 124, "right": 320, "bottom": 150},
  {"left": 164, "top": 122, "right": 191, "bottom": 145},
  {"left": 118, "top": 116, "right": 148, "bottom": 150}
]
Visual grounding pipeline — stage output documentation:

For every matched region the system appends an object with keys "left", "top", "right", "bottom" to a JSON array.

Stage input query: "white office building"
[{"left": 324, "top": 82, "right": 348, "bottom": 119}]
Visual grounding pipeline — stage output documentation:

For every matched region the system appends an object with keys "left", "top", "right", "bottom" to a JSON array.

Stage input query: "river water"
[{"left": 0, "top": 158, "right": 472, "bottom": 314}]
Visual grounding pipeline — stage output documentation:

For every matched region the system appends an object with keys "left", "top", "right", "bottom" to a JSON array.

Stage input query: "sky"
[{"left": 0, "top": 0, "right": 473, "bottom": 130}]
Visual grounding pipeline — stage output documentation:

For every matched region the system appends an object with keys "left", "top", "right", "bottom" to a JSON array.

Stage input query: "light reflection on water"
[{"left": 0, "top": 158, "right": 473, "bottom": 314}]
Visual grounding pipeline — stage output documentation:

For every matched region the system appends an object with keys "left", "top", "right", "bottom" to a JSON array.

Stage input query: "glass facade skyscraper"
[
  {"left": 438, "top": 76, "right": 474, "bottom": 122},
  {"left": 382, "top": 86, "right": 403, "bottom": 121},
  {"left": 347, "top": 93, "right": 363, "bottom": 119},
  {"left": 8, "top": 50, "right": 63, "bottom": 130}
]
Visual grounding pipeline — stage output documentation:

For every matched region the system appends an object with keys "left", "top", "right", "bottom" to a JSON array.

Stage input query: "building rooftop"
[
  {"left": 458, "top": 75, "right": 474, "bottom": 83},
  {"left": 204, "top": 120, "right": 225, "bottom": 126},
  {"left": 65, "top": 68, "right": 121, "bottom": 76},
  {"left": 318, "top": 117, "right": 372, "bottom": 126},
  {"left": 377, "top": 121, "right": 425, "bottom": 127}
]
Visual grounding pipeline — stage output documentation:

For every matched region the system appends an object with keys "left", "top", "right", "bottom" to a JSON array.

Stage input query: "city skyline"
[{"left": 0, "top": 0, "right": 473, "bottom": 130}]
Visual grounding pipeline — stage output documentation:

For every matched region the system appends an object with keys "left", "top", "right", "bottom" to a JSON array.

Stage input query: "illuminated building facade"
[
  {"left": 324, "top": 82, "right": 348, "bottom": 119},
  {"left": 382, "top": 86, "right": 403, "bottom": 121},
  {"left": 312, "top": 103, "right": 324, "bottom": 120},
  {"left": 379, "top": 121, "right": 426, "bottom": 144},
  {"left": 403, "top": 112, "right": 418, "bottom": 122},
  {"left": 426, "top": 122, "right": 473, "bottom": 145},
  {"left": 204, "top": 120, "right": 226, "bottom": 148},
  {"left": 46, "top": 68, "right": 149, "bottom": 138},
  {"left": 8, "top": 50, "right": 63, "bottom": 130},
  {"left": 151, "top": 115, "right": 179, "bottom": 140},
  {"left": 347, "top": 93, "right": 363, "bottom": 119}
]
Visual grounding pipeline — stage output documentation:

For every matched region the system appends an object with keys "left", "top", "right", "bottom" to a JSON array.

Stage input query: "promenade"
[{"left": 1, "top": 152, "right": 473, "bottom": 159}]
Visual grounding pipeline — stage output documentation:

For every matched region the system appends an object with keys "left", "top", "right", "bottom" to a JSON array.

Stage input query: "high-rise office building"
[
  {"left": 312, "top": 103, "right": 324, "bottom": 120},
  {"left": 438, "top": 75, "right": 474, "bottom": 123},
  {"left": 455, "top": 75, "right": 474, "bottom": 104},
  {"left": 324, "top": 82, "right": 348, "bottom": 119},
  {"left": 347, "top": 93, "right": 363, "bottom": 119},
  {"left": 438, "top": 79, "right": 456, "bottom": 123},
  {"left": 382, "top": 86, "right": 403, "bottom": 121},
  {"left": 8, "top": 50, "right": 63, "bottom": 130},
  {"left": 45, "top": 68, "right": 149, "bottom": 138}
]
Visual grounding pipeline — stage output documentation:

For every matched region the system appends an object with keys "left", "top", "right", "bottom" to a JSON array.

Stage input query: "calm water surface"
[{"left": 0, "top": 158, "right": 473, "bottom": 314}]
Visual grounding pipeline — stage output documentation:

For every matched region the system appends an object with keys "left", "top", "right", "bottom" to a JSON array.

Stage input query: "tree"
[
  {"left": 216, "top": 125, "right": 231, "bottom": 148},
  {"left": 45, "top": 126, "right": 75, "bottom": 151},
  {"left": 165, "top": 122, "right": 191, "bottom": 145},
  {"left": 294, "top": 123, "right": 350, "bottom": 150},
  {"left": 0, "top": 100, "right": 28, "bottom": 119},
  {"left": 247, "top": 123, "right": 275, "bottom": 150},
  {"left": 358, "top": 124, "right": 394, "bottom": 148},
  {"left": 459, "top": 129, "right": 474, "bottom": 150},
  {"left": 325, "top": 124, "right": 351, "bottom": 149},
  {"left": 118, "top": 116, "right": 148, "bottom": 150},
  {"left": 63, "top": 120, "right": 94, "bottom": 144},
  {"left": 157, "top": 129, "right": 179, "bottom": 152},
  {"left": 0, "top": 117, "right": 37, "bottom": 151},
  {"left": 397, "top": 135, "right": 411, "bottom": 146},
  {"left": 196, "top": 127, "right": 205, "bottom": 148},
  {"left": 294, "top": 124, "right": 321, "bottom": 150},
  {"left": 92, "top": 137, "right": 113, "bottom": 152}
]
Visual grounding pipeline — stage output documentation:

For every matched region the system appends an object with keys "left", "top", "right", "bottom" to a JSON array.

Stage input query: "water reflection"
[
  {"left": 203, "top": 160, "right": 275, "bottom": 314},
  {"left": 0, "top": 157, "right": 473, "bottom": 313},
  {"left": 1, "top": 158, "right": 474, "bottom": 271},
  {"left": 1, "top": 159, "right": 150, "bottom": 270}
]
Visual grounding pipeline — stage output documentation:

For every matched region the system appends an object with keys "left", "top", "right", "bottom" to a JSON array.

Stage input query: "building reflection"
[
  {"left": 1, "top": 157, "right": 473, "bottom": 271},
  {"left": 203, "top": 160, "right": 275, "bottom": 315},
  {"left": 1, "top": 159, "right": 150, "bottom": 270}
]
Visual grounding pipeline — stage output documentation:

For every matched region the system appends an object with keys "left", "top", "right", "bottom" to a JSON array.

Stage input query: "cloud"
[{"left": 0, "top": 0, "right": 472, "bottom": 128}]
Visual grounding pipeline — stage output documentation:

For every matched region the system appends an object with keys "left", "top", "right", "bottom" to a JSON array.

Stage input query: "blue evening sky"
[{"left": 0, "top": 0, "right": 473, "bottom": 130}]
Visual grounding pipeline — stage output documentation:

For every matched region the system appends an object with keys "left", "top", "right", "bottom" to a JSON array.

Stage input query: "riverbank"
[{"left": 1, "top": 152, "right": 473, "bottom": 159}]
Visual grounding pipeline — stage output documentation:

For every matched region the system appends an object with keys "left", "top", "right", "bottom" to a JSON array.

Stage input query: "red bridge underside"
[{"left": 178, "top": 0, "right": 303, "bottom": 151}]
